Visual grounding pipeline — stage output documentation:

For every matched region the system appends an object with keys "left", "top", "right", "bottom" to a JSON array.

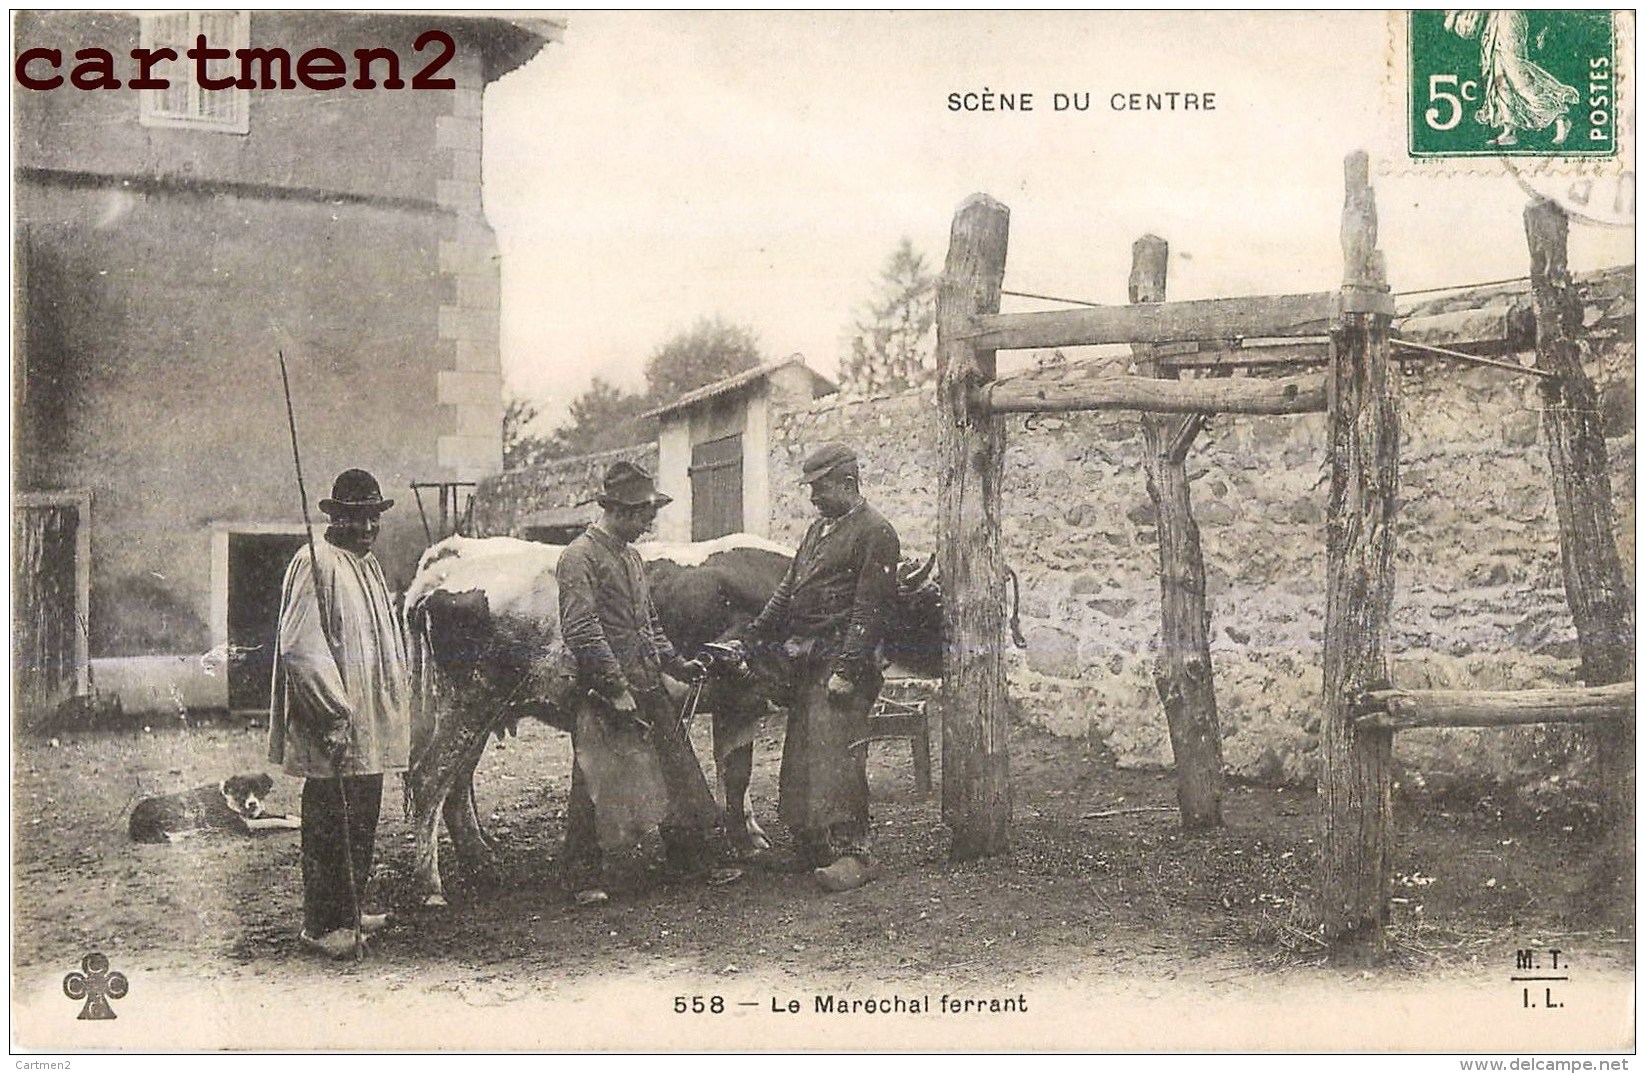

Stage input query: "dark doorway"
[
  {"left": 690, "top": 434, "right": 743, "bottom": 540},
  {"left": 227, "top": 532, "right": 307, "bottom": 712}
]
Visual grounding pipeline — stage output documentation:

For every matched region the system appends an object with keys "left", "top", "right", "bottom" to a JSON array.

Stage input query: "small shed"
[{"left": 642, "top": 356, "right": 836, "bottom": 542}]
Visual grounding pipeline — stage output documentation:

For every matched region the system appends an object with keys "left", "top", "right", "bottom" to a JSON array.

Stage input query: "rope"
[
  {"left": 1390, "top": 337, "right": 1558, "bottom": 379},
  {"left": 1002, "top": 275, "right": 1541, "bottom": 310},
  {"left": 1001, "top": 288, "right": 1105, "bottom": 308},
  {"left": 1394, "top": 275, "right": 1530, "bottom": 297}
]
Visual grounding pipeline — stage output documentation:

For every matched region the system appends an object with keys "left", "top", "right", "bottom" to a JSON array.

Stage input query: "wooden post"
[
  {"left": 936, "top": 194, "right": 1012, "bottom": 860},
  {"left": 1524, "top": 198, "right": 1636, "bottom": 909},
  {"left": 1318, "top": 151, "right": 1399, "bottom": 963},
  {"left": 1129, "top": 234, "right": 1224, "bottom": 830}
]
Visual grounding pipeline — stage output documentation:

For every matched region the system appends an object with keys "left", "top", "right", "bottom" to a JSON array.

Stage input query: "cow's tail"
[{"left": 403, "top": 597, "right": 443, "bottom": 820}]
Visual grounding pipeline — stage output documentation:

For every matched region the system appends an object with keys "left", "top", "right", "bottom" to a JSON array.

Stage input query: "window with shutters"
[{"left": 138, "top": 11, "right": 250, "bottom": 134}]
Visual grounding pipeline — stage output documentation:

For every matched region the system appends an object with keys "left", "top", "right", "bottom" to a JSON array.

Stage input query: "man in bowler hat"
[
  {"left": 269, "top": 468, "right": 411, "bottom": 958},
  {"left": 557, "top": 461, "right": 741, "bottom": 904},
  {"left": 741, "top": 443, "right": 900, "bottom": 892}
]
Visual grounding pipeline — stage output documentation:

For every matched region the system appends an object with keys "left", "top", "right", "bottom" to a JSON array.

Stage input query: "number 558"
[
  {"left": 1424, "top": 74, "right": 1480, "bottom": 131},
  {"left": 674, "top": 995, "right": 725, "bottom": 1013}
]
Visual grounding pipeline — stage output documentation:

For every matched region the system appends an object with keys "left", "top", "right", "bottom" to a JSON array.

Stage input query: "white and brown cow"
[{"left": 400, "top": 532, "right": 943, "bottom": 907}]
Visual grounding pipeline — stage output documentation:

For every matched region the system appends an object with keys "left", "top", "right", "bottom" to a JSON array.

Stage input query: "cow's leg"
[
  {"left": 467, "top": 773, "right": 498, "bottom": 851},
  {"left": 723, "top": 743, "right": 770, "bottom": 853},
  {"left": 406, "top": 749, "right": 451, "bottom": 909},
  {"left": 712, "top": 706, "right": 770, "bottom": 854},
  {"left": 441, "top": 737, "right": 501, "bottom": 882},
  {"left": 407, "top": 701, "right": 493, "bottom": 908}
]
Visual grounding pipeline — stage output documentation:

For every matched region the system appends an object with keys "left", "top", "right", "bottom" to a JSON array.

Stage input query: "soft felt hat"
[
  {"left": 800, "top": 442, "right": 859, "bottom": 484},
  {"left": 597, "top": 461, "right": 672, "bottom": 508},
  {"left": 319, "top": 468, "right": 394, "bottom": 515}
]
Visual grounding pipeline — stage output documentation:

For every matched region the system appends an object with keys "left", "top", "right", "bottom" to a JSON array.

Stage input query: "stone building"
[{"left": 13, "top": 10, "right": 559, "bottom": 715}]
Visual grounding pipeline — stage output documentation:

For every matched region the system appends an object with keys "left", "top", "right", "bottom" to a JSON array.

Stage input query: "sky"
[{"left": 481, "top": 11, "right": 1635, "bottom": 428}]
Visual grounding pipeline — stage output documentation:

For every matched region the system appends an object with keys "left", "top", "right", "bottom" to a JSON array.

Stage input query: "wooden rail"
[
  {"left": 1355, "top": 682, "right": 1634, "bottom": 730},
  {"left": 965, "top": 291, "right": 1337, "bottom": 350},
  {"left": 984, "top": 369, "right": 1325, "bottom": 415},
  {"left": 1158, "top": 339, "right": 1331, "bottom": 370}
]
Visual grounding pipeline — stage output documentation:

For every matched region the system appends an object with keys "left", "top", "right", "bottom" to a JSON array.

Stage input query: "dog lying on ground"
[{"left": 128, "top": 772, "right": 302, "bottom": 843}]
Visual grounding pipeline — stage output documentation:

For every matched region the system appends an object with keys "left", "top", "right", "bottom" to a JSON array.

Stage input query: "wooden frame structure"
[{"left": 934, "top": 152, "right": 1634, "bottom": 962}]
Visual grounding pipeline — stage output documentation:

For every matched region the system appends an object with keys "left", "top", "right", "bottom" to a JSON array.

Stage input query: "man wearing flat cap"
[
  {"left": 557, "top": 461, "right": 740, "bottom": 903},
  {"left": 741, "top": 442, "right": 900, "bottom": 892},
  {"left": 270, "top": 467, "right": 411, "bottom": 958}
]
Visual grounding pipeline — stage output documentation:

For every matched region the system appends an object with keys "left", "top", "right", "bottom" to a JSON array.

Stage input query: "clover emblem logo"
[{"left": 63, "top": 952, "right": 128, "bottom": 1020}]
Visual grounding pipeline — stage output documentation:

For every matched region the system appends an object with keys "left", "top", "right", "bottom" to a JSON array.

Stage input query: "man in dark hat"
[
  {"left": 740, "top": 442, "right": 899, "bottom": 892},
  {"left": 269, "top": 468, "right": 411, "bottom": 958},
  {"left": 557, "top": 461, "right": 741, "bottom": 904}
]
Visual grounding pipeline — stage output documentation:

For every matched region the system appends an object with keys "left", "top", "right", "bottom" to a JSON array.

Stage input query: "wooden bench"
[{"left": 866, "top": 679, "right": 935, "bottom": 795}]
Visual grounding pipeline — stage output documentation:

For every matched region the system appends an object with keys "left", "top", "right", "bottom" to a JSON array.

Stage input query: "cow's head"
[{"left": 883, "top": 553, "right": 944, "bottom": 678}]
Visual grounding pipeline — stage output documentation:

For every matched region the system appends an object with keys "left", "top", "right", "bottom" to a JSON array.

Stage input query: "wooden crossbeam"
[
  {"left": 966, "top": 291, "right": 1337, "bottom": 351},
  {"left": 1159, "top": 340, "right": 1331, "bottom": 370},
  {"left": 983, "top": 369, "right": 1325, "bottom": 415},
  {"left": 1354, "top": 682, "right": 1634, "bottom": 730}
]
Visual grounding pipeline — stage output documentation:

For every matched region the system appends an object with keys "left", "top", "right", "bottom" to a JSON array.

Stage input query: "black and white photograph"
[{"left": 9, "top": 9, "right": 1636, "bottom": 1054}]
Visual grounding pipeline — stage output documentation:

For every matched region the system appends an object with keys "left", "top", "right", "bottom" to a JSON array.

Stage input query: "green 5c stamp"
[{"left": 1409, "top": 10, "right": 1616, "bottom": 157}]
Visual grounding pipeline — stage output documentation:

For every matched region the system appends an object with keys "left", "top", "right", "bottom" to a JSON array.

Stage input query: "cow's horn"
[{"left": 901, "top": 552, "right": 936, "bottom": 589}]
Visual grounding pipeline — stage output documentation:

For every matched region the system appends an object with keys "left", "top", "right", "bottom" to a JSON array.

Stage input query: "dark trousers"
[{"left": 301, "top": 774, "right": 382, "bottom": 936}]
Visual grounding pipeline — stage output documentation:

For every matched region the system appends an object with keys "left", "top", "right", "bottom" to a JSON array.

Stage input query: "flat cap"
[{"left": 800, "top": 442, "right": 859, "bottom": 484}]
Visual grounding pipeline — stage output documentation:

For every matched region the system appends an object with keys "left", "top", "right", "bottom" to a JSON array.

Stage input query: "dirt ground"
[{"left": 11, "top": 712, "right": 1636, "bottom": 1052}]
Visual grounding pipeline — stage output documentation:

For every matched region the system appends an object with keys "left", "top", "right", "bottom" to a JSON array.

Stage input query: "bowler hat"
[
  {"left": 800, "top": 443, "right": 859, "bottom": 484},
  {"left": 319, "top": 468, "right": 394, "bottom": 515},
  {"left": 597, "top": 461, "right": 672, "bottom": 509}
]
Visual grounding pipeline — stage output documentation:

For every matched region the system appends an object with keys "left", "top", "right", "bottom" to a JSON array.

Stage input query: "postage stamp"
[
  {"left": 9, "top": 8, "right": 1636, "bottom": 1058},
  {"left": 1407, "top": 10, "right": 1617, "bottom": 159}
]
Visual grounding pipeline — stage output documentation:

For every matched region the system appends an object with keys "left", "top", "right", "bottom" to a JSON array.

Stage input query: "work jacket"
[
  {"left": 747, "top": 500, "right": 900, "bottom": 683},
  {"left": 557, "top": 523, "right": 680, "bottom": 698}
]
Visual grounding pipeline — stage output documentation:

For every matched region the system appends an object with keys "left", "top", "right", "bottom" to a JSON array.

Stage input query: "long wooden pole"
[
  {"left": 278, "top": 351, "right": 365, "bottom": 962},
  {"left": 1524, "top": 198, "right": 1635, "bottom": 910},
  {"left": 1317, "top": 151, "right": 1399, "bottom": 964},
  {"left": 936, "top": 194, "right": 1012, "bottom": 860},
  {"left": 1356, "top": 682, "right": 1634, "bottom": 730},
  {"left": 1130, "top": 234, "right": 1223, "bottom": 830},
  {"left": 966, "top": 291, "right": 1336, "bottom": 350}
]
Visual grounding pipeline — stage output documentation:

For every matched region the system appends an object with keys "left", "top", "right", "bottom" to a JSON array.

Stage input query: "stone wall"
[
  {"left": 475, "top": 443, "right": 658, "bottom": 538},
  {"left": 770, "top": 338, "right": 1635, "bottom": 804}
]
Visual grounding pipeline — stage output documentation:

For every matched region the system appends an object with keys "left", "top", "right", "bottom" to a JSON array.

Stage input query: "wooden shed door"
[
  {"left": 690, "top": 435, "right": 743, "bottom": 540},
  {"left": 14, "top": 500, "right": 85, "bottom": 720}
]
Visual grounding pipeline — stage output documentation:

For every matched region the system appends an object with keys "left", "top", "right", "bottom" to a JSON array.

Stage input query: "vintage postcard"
[{"left": 10, "top": 10, "right": 1636, "bottom": 1055}]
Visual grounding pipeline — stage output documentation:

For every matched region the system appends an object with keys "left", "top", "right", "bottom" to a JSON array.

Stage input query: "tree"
[
  {"left": 841, "top": 238, "right": 937, "bottom": 395},
  {"left": 642, "top": 316, "right": 763, "bottom": 403},
  {"left": 504, "top": 318, "right": 766, "bottom": 465},
  {"left": 546, "top": 376, "right": 653, "bottom": 458},
  {"left": 501, "top": 396, "right": 557, "bottom": 471}
]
